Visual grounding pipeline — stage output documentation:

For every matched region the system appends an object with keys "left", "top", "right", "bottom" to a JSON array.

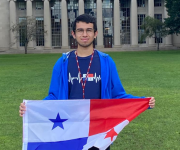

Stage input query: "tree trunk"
[
  {"left": 157, "top": 38, "right": 160, "bottom": 51},
  {"left": 25, "top": 42, "right": 28, "bottom": 54}
]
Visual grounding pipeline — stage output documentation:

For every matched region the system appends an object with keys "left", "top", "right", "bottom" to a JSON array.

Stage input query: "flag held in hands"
[{"left": 23, "top": 98, "right": 150, "bottom": 150}]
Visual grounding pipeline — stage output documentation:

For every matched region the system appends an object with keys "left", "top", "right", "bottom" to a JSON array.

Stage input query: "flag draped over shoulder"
[{"left": 23, "top": 98, "right": 150, "bottom": 150}]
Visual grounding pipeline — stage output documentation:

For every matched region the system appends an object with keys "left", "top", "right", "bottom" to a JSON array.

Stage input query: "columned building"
[{"left": 0, "top": 0, "right": 180, "bottom": 51}]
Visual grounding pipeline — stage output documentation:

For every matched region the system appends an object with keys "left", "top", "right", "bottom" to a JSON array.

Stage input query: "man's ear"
[
  {"left": 71, "top": 31, "right": 76, "bottom": 39},
  {"left": 94, "top": 31, "right": 98, "bottom": 39}
]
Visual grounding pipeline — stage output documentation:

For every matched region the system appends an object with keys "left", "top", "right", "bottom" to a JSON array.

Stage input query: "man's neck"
[{"left": 76, "top": 46, "right": 94, "bottom": 57}]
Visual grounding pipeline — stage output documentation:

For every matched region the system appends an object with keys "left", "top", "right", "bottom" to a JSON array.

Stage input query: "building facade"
[{"left": 0, "top": 0, "right": 180, "bottom": 51}]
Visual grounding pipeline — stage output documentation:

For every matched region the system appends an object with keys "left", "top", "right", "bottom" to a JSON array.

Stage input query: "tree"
[
  {"left": 11, "top": 16, "right": 46, "bottom": 54},
  {"left": 140, "top": 16, "right": 167, "bottom": 50},
  {"left": 165, "top": 0, "right": 180, "bottom": 35}
]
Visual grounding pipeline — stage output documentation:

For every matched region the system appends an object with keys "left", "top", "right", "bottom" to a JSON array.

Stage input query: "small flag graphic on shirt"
[
  {"left": 22, "top": 98, "right": 150, "bottom": 150},
  {"left": 83, "top": 74, "right": 94, "bottom": 81}
]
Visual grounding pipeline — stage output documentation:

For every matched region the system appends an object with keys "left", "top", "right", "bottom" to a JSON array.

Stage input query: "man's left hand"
[{"left": 149, "top": 97, "right": 155, "bottom": 108}]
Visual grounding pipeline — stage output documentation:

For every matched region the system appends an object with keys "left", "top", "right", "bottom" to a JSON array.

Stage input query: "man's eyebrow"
[{"left": 76, "top": 28, "right": 93, "bottom": 30}]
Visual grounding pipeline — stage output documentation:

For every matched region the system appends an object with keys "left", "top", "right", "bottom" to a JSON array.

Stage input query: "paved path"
[{"left": 0, "top": 46, "right": 179, "bottom": 54}]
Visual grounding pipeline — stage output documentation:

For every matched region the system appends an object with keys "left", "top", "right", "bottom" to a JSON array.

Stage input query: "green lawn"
[{"left": 0, "top": 50, "right": 180, "bottom": 150}]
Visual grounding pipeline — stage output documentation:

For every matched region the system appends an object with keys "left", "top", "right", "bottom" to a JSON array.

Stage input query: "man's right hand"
[{"left": 19, "top": 102, "right": 26, "bottom": 117}]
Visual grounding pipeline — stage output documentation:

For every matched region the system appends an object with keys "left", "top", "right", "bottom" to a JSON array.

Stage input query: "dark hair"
[{"left": 72, "top": 14, "right": 97, "bottom": 33}]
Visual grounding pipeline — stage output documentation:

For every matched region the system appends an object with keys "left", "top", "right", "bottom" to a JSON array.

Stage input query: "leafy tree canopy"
[
  {"left": 140, "top": 16, "right": 168, "bottom": 50},
  {"left": 141, "top": 16, "right": 167, "bottom": 39},
  {"left": 165, "top": 0, "right": 180, "bottom": 35}
]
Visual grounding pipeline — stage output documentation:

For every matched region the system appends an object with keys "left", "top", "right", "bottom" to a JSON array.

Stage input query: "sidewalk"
[{"left": 0, "top": 45, "right": 179, "bottom": 54}]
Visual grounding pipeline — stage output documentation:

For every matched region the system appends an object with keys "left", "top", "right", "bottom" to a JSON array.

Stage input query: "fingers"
[
  {"left": 19, "top": 102, "right": 26, "bottom": 117},
  {"left": 149, "top": 97, "right": 155, "bottom": 108}
]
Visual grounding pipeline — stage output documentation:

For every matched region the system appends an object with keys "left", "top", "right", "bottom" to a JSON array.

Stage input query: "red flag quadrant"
[{"left": 89, "top": 98, "right": 150, "bottom": 136}]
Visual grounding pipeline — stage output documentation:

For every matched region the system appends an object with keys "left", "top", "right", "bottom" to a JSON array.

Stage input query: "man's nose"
[{"left": 82, "top": 30, "right": 88, "bottom": 36}]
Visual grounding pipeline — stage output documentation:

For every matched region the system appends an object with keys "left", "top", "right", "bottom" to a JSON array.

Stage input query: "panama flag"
[{"left": 23, "top": 98, "right": 150, "bottom": 150}]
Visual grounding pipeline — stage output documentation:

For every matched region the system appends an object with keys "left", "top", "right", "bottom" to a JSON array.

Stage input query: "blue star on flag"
[{"left": 49, "top": 113, "right": 68, "bottom": 130}]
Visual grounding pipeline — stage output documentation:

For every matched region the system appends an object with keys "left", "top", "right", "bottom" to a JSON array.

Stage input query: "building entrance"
[
  {"left": 70, "top": 36, "right": 78, "bottom": 49},
  {"left": 103, "top": 18, "right": 113, "bottom": 48},
  {"left": 104, "top": 35, "right": 112, "bottom": 48}
]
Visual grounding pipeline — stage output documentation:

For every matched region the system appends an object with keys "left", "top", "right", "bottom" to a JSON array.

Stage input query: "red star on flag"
[{"left": 104, "top": 128, "right": 118, "bottom": 141}]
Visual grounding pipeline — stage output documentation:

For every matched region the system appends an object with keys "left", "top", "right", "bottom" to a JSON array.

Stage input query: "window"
[
  {"left": 18, "top": 2, "right": 26, "bottom": 10},
  {"left": 137, "top": 0, "right": 145, "bottom": 7},
  {"left": 84, "top": 0, "right": 97, "bottom": 47},
  {"left": 154, "top": 0, "right": 161, "bottom": 7},
  {"left": 154, "top": 14, "right": 163, "bottom": 43},
  {"left": 68, "top": 0, "right": 79, "bottom": 48},
  {"left": 138, "top": 14, "right": 146, "bottom": 43},
  {"left": 36, "top": 18, "right": 44, "bottom": 46},
  {"left": 102, "top": 0, "right": 114, "bottom": 48},
  {"left": 154, "top": 14, "right": 162, "bottom": 21},
  {"left": 102, "top": 0, "right": 113, "bottom": 36},
  {"left": 19, "top": 18, "right": 26, "bottom": 47},
  {"left": 102, "top": 0, "right": 113, "bottom": 8},
  {"left": 120, "top": 0, "right": 131, "bottom": 44},
  {"left": 84, "top": 0, "right": 97, "bottom": 17},
  {"left": 36, "top": 2, "right": 43, "bottom": 10},
  {"left": 19, "top": 18, "right": 26, "bottom": 23},
  {"left": 51, "top": 0, "right": 62, "bottom": 47}
]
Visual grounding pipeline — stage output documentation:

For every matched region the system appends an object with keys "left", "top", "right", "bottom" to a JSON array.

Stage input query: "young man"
[{"left": 19, "top": 14, "right": 155, "bottom": 150}]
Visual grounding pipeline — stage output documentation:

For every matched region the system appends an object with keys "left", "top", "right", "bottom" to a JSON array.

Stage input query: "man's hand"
[
  {"left": 149, "top": 97, "right": 155, "bottom": 108},
  {"left": 19, "top": 102, "right": 26, "bottom": 117}
]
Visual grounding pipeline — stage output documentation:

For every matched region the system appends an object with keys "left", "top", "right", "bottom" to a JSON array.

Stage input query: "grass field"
[{"left": 0, "top": 50, "right": 180, "bottom": 150}]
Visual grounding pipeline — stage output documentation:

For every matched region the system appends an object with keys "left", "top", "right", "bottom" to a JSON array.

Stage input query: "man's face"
[{"left": 72, "top": 21, "right": 98, "bottom": 48}]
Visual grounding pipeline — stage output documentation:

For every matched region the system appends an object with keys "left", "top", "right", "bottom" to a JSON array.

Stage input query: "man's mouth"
[{"left": 81, "top": 39, "right": 89, "bottom": 42}]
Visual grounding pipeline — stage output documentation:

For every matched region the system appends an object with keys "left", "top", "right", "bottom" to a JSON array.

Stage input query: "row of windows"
[
  {"left": 18, "top": 0, "right": 163, "bottom": 47},
  {"left": 18, "top": 0, "right": 162, "bottom": 10},
  {"left": 137, "top": 0, "right": 162, "bottom": 7},
  {"left": 19, "top": 18, "right": 163, "bottom": 47},
  {"left": 19, "top": 17, "right": 44, "bottom": 47},
  {"left": 19, "top": 14, "right": 163, "bottom": 47},
  {"left": 18, "top": 2, "right": 43, "bottom": 10}
]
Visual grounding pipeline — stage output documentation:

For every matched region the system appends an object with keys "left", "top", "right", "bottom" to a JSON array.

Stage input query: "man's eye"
[
  {"left": 77, "top": 29, "right": 83, "bottom": 32},
  {"left": 87, "top": 29, "right": 93, "bottom": 32}
]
